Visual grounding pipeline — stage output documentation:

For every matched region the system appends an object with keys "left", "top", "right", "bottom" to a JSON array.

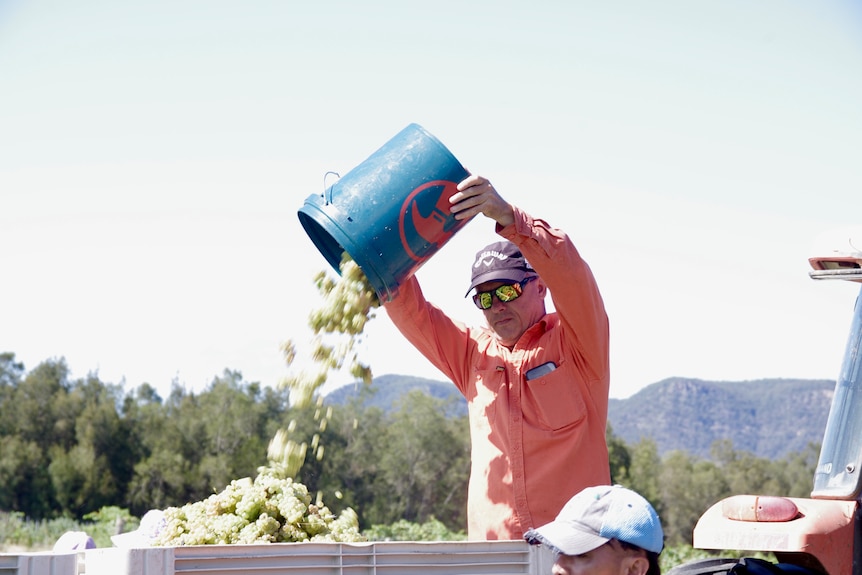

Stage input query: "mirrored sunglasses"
[{"left": 472, "top": 276, "right": 537, "bottom": 310}]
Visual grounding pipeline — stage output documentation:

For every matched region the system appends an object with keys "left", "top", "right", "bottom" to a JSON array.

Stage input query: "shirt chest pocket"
[{"left": 522, "top": 367, "right": 587, "bottom": 431}]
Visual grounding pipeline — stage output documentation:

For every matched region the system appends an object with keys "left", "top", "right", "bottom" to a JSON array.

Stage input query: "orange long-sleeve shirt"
[{"left": 383, "top": 207, "right": 611, "bottom": 540}]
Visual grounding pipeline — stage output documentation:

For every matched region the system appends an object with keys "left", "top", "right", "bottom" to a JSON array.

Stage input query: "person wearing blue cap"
[{"left": 524, "top": 485, "right": 664, "bottom": 575}]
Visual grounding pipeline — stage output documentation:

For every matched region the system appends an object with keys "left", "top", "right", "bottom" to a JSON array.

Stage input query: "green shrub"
[
  {"left": 0, "top": 511, "right": 78, "bottom": 551},
  {"left": 82, "top": 506, "right": 138, "bottom": 548},
  {"left": 0, "top": 507, "right": 136, "bottom": 551},
  {"left": 362, "top": 517, "right": 466, "bottom": 541}
]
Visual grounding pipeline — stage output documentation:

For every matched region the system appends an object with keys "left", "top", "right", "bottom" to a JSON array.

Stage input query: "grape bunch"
[{"left": 151, "top": 463, "right": 364, "bottom": 546}]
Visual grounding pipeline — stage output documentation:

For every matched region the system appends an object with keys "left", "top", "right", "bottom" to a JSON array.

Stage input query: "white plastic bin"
[
  {"left": 0, "top": 551, "right": 78, "bottom": 575},
  {"left": 84, "top": 540, "right": 555, "bottom": 575}
]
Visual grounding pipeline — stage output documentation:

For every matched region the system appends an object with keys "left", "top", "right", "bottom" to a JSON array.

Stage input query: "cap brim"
[
  {"left": 524, "top": 522, "right": 609, "bottom": 556},
  {"left": 464, "top": 269, "right": 532, "bottom": 297}
]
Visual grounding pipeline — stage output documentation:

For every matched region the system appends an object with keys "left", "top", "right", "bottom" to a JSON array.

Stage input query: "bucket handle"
[{"left": 323, "top": 171, "right": 340, "bottom": 205}]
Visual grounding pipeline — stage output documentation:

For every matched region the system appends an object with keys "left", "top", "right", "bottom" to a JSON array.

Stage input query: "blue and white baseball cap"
[{"left": 524, "top": 485, "right": 663, "bottom": 555}]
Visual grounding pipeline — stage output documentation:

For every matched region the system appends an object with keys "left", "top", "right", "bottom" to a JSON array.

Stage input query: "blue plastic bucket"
[{"left": 298, "top": 123, "right": 470, "bottom": 302}]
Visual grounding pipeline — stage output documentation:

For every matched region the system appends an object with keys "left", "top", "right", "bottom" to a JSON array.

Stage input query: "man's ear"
[
  {"left": 624, "top": 555, "right": 650, "bottom": 575},
  {"left": 536, "top": 280, "right": 547, "bottom": 298}
]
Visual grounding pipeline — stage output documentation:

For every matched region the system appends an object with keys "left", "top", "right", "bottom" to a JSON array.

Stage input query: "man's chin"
[{"left": 493, "top": 327, "right": 519, "bottom": 347}]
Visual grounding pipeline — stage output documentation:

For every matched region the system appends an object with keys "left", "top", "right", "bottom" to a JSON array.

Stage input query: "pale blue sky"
[{"left": 2, "top": 0, "right": 861, "bottom": 399}]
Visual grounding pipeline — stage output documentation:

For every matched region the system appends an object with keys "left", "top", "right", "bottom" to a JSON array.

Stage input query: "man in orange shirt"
[{"left": 383, "top": 174, "right": 611, "bottom": 540}]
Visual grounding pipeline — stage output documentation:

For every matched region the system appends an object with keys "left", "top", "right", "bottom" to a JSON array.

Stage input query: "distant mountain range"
[{"left": 326, "top": 375, "right": 834, "bottom": 461}]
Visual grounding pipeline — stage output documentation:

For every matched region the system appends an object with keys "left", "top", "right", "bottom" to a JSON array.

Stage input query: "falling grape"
[{"left": 280, "top": 254, "right": 379, "bottom": 409}]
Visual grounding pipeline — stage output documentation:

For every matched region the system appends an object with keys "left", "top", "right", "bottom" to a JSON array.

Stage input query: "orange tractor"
[{"left": 683, "top": 251, "right": 862, "bottom": 575}]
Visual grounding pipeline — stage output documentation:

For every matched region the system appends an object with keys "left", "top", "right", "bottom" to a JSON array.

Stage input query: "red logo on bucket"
[{"left": 399, "top": 180, "right": 461, "bottom": 262}]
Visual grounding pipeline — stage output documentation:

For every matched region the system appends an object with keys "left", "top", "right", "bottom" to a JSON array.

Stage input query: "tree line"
[{"left": 0, "top": 352, "right": 819, "bottom": 545}]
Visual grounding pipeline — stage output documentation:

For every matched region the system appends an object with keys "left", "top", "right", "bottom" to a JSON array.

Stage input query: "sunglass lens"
[{"left": 496, "top": 284, "right": 521, "bottom": 302}]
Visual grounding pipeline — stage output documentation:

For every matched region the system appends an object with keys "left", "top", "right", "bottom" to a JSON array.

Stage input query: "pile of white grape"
[{"left": 152, "top": 432, "right": 365, "bottom": 545}]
